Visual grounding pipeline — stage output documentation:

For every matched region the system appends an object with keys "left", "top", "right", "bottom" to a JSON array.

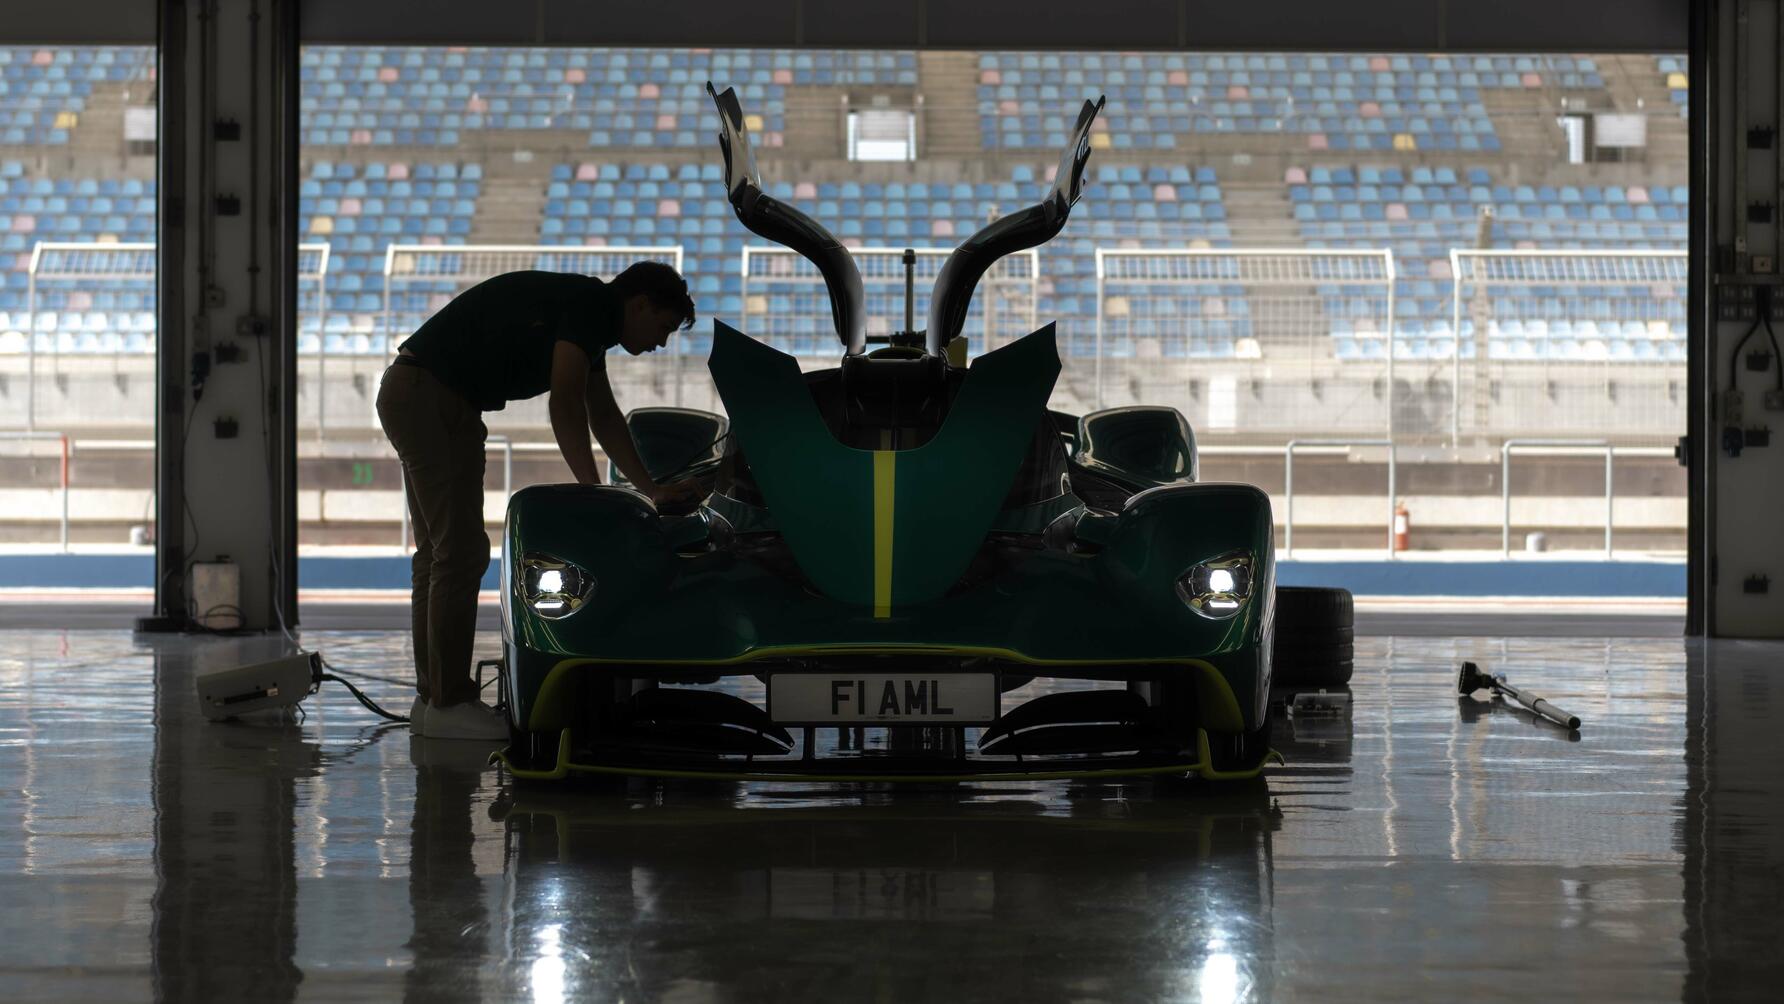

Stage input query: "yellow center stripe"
[{"left": 872, "top": 450, "right": 896, "bottom": 618}]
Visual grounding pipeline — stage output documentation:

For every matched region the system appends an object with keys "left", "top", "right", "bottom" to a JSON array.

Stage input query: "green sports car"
[{"left": 493, "top": 86, "right": 1277, "bottom": 782}]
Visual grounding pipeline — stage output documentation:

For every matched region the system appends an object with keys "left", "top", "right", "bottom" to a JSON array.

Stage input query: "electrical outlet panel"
[
  {"left": 1723, "top": 389, "right": 1745, "bottom": 423},
  {"left": 1716, "top": 282, "right": 1784, "bottom": 320}
]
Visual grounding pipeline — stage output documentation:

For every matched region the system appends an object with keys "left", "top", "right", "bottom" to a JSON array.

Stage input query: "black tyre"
[{"left": 1272, "top": 585, "right": 1354, "bottom": 687}]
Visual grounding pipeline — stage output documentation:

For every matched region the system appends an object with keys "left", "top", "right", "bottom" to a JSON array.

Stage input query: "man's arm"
[
  {"left": 583, "top": 363, "right": 660, "bottom": 493},
  {"left": 546, "top": 340, "right": 602, "bottom": 485}
]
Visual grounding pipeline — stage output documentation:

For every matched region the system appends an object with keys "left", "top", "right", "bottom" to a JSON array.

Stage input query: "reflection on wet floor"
[{"left": 0, "top": 629, "right": 1777, "bottom": 1001}]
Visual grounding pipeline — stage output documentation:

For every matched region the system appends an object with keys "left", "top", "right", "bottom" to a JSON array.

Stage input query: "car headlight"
[
  {"left": 1177, "top": 551, "right": 1253, "bottom": 619},
  {"left": 519, "top": 552, "right": 594, "bottom": 619}
]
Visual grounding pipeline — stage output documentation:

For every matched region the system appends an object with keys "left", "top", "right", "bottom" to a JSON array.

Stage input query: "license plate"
[{"left": 769, "top": 673, "right": 998, "bottom": 724}]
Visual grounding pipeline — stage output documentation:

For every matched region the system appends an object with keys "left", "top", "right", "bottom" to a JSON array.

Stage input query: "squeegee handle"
[
  {"left": 1491, "top": 676, "right": 1581, "bottom": 731},
  {"left": 1526, "top": 697, "right": 1581, "bottom": 731}
]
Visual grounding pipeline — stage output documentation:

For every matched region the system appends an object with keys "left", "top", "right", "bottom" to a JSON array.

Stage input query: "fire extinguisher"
[{"left": 1393, "top": 499, "right": 1410, "bottom": 552}]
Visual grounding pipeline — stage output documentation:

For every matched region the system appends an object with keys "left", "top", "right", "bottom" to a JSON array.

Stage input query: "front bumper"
[{"left": 495, "top": 652, "right": 1274, "bottom": 783}]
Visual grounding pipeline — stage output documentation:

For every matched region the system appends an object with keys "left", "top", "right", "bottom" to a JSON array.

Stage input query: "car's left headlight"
[
  {"left": 519, "top": 552, "right": 595, "bottom": 619},
  {"left": 1177, "top": 551, "right": 1254, "bottom": 619}
]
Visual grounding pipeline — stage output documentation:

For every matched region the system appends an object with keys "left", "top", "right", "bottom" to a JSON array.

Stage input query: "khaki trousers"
[{"left": 375, "top": 362, "right": 490, "bottom": 708}]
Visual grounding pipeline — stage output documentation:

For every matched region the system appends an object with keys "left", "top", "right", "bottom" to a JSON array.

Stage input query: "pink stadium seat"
[
  {"left": 1168, "top": 70, "right": 1189, "bottom": 86},
  {"left": 12, "top": 215, "right": 33, "bottom": 232},
  {"left": 378, "top": 67, "right": 399, "bottom": 83},
  {"left": 1153, "top": 183, "right": 1176, "bottom": 201},
  {"left": 932, "top": 219, "right": 954, "bottom": 238},
  {"left": 980, "top": 70, "right": 1000, "bottom": 85},
  {"left": 1227, "top": 85, "right": 1248, "bottom": 99},
  {"left": 576, "top": 162, "right": 600, "bottom": 181},
  {"left": 655, "top": 114, "right": 676, "bottom": 131},
  {"left": 388, "top": 162, "right": 409, "bottom": 180},
  {"left": 1369, "top": 56, "right": 1390, "bottom": 71},
  {"left": 773, "top": 69, "right": 793, "bottom": 85},
  {"left": 350, "top": 129, "right": 372, "bottom": 144},
  {"left": 1430, "top": 260, "right": 1452, "bottom": 279},
  {"left": 1360, "top": 101, "right": 1380, "bottom": 117},
  {"left": 639, "top": 83, "right": 659, "bottom": 99},
  {"left": 1627, "top": 186, "right": 1649, "bottom": 203},
  {"left": 1386, "top": 203, "right": 1408, "bottom": 220},
  {"left": 657, "top": 199, "right": 680, "bottom": 217},
  {"left": 1308, "top": 133, "right": 1328, "bottom": 151},
  {"left": 794, "top": 181, "right": 817, "bottom": 200},
  {"left": 999, "top": 100, "right": 1019, "bottom": 115},
  {"left": 340, "top": 198, "right": 361, "bottom": 215},
  {"left": 32, "top": 50, "right": 53, "bottom": 66},
  {"left": 1522, "top": 73, "right": 1542, "bottom": 87},
  {"left": 565, "top": 69, "right": 585, "bottom": 84},
  {"left": 1284, "top": 167, "right": 1307, "bottom": 184}
]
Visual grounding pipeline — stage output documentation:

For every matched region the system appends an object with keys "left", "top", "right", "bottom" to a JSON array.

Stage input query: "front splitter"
[{"left": 491, "top": 729, "right": 1275, "bottom": 784}]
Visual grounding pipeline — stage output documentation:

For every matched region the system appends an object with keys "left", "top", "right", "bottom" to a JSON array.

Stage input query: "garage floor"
[{"left": 1, "top": 628, "right": 1777, "bottom": 1001}]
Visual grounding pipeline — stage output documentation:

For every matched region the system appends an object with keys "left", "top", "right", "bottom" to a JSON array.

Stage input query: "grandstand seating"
[
  {"left": 1657, "top": 56, "right": 1689, "bottom": 117},
  {"left": 0, "top": 47, "right": 151, "bottom": 146},
  {"left": 301, "top": 48, "right": 916, "bottom": 147},
  {"left": 980, "top": 54, "right": 1603, "bottom": 152},
  {"left": 0, "top": 161, "right": 156, "bottom": 356},
  {"left": 541, "top": 159, "right": 1232, "bottom": 357},
  {"left": 297, "top": 160, "right": 482, "bottom": 355},
  {"left": 0, "top": 44, "right": 1687, "bottom": 366},
  {"left": 1288, "top": 165, "right": 1687, "bottom": 360}
]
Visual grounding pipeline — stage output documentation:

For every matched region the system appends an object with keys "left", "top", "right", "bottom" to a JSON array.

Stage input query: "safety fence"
[{"left": 3, "top": 242, "right": 1686, "bottom": 451}]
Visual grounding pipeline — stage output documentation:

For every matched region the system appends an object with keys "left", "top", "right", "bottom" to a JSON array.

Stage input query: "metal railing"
[
  {"left": 1283, "top": 438, "right": 1397, "bottom": 559},
  {"left": 0, "top": 431, "right": 72, "bottom": 549},
  {"left": 1500, "top": 439, "right": 1612, "bottom": 557},
  {"left": 397, "top": 434, "right": 514, "bottom": 549}
]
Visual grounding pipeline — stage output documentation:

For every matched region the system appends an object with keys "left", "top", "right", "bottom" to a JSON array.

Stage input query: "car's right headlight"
[
  {"left": 519, "top": 552, "right": 595, "bottom": 619},
  {"left": 1176, "top": 551, "right": 1254, "bottom": 619}
]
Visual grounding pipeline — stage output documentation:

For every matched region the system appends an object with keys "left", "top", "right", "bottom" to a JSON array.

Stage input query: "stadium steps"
[
  {"left": 1223, "top": 181, "right": 1303, "bottom": 248},
  {"left": 917, "top": 51, "right": 984, "bottom": 157},
  {"left": 63, "top": 80, "right": 137, "bottom": 166},
  {"left": 781, "top": 86, "right": 847, "bottom": 158},
  {"left": 470, "top": 175, "right": 548, "bottom": 244},
  {"left": 1481, "top": 89, "right": 1568, "bottom": 164},
  {"left": 1603, "top": 53, "right": 1689, "bottom": 162}
]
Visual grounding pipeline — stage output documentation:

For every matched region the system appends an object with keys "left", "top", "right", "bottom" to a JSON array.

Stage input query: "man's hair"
[{"left": 611, "top": 260, "right": 696, "bottom": 330}]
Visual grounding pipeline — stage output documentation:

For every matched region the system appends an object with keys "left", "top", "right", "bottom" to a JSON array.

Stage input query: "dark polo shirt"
[{"left": 398, "top": 270, "right": 621, "bottom": 412}]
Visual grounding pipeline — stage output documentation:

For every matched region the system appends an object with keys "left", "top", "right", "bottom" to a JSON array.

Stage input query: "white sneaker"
[
  {"left": 408, "top": 696, "right": 427, "bottom": 731},
  {"left": 420, "top": 699, "right": 509, "bottom": 741}
]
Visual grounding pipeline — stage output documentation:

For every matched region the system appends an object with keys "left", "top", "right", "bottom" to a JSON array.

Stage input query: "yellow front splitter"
[{"left": 491, "top": 729, "right": 1277, "bottom": 784}]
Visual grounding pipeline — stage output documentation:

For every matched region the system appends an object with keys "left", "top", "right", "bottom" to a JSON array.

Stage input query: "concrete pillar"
[
  {"left": 1701, "top": 0, "right": 1784, "bottom": 635},
  {"left": 144, "top": 0, "right": 301, "bottom": 632}
]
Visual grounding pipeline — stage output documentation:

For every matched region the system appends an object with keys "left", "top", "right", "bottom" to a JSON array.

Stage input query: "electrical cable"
[
  {"left": 317, "top": 672, "right": 410, "bottom": 723},
  {"left": 1725, "top": 315, "right": 1763, "bottom": 391},
  {"left": 1729, "top": 285, "right": 1782, "bottom": 392}
]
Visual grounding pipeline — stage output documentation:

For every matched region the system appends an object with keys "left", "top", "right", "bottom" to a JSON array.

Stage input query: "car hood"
[{"left": 708, "top": 321, "right": 1061, "bottom": 617}]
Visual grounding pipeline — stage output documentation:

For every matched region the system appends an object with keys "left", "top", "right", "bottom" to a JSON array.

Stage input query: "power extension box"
[
  {"left": 191, "top": 559, "right": 242, "bottom": 630},
  {"left": 196, "top": 651, "right": 320, "bottom": 720}
]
